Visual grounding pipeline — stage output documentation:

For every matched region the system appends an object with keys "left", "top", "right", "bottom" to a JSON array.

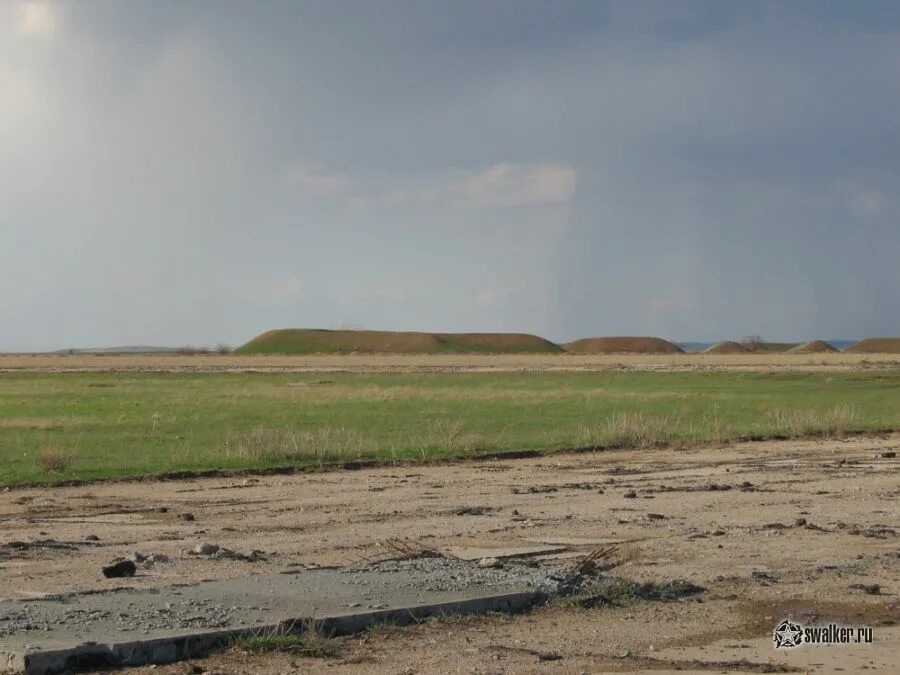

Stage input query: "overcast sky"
[{"left": 2, "top": 1, "right": 898, "bottom": 351}]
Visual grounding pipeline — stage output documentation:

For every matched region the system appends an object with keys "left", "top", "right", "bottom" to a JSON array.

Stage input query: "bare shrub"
[
  {"left": 740, "top": 335, "right": 765, "bottom": 351},
  {"left": 37, "top": 447, "right": 72, "bottom": 474},
  {"left": 216, "top": 343, "right": 232, "bottom": 355},
  {"left": 177, "top": 345, "right": 211, "bottom": 355}
]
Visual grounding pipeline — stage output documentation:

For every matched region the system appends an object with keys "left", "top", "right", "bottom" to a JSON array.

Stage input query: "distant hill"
[
  {"left": 844, "top": 337, "right": 900, "bottom": 354},
  {"left": 787, "top": 340, "right": 839, "bottom": 354},
  {"left": 704, "top": 341, "right": 749, "bottom": 354},
  {"left": 234, "top": 329, "right": 563, "bottom": 354},
  {"left": 563, "top": 336, "right": 684, "bottom": 354}
]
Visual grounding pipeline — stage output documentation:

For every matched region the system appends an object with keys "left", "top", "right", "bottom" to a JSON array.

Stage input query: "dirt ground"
[
  {"left": 2, "top": 434, "right": 898, "bottom": 673},
  {"left": 1, "top": 351, "right": 898, "bottom": 373}
]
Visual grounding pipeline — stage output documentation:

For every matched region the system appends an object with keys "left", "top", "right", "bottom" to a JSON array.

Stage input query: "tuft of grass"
[
  {"left": 579, "top": 412, "right": 674, "bottom": 449},
  {"left": 766, "top": 403, "right": 859, "bottom": 438},
  {"left": 236, "top": 620, "right": 340, "bottom": 658},
  {"left": 225, "top": 427, "right": 367, "bottom": 463},
  {"left": 570, "top": 577, "right": 704, "bottom": 608},
  {"left": 36, "top": 447, "right": 73, "bottom": 474}
]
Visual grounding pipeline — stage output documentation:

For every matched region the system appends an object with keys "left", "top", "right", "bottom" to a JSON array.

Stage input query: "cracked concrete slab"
[{"left": 0, "top": 558, "right": 553, "bottom": 674}]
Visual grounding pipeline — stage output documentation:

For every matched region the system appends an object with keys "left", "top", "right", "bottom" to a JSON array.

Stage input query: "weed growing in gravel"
[
  {"left": 570, "top": 577, "right": 705, "bottom": 608},
  {"left": 236, "top": 619, "right": 340, "bottom": 657}
]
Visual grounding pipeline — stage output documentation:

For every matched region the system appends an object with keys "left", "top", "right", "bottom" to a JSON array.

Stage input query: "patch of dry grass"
[
  {"left": 224, "top": 427, "right": 368, "bottom": 463},
  {"left": 36, "top": 447, "right": 73, "bottom": 474},
  {"left": 766, "top": 403, "right": 859, "bottom": 438},
  {"left": 578, "top": 412, "right": 675, "bottom": 449}
]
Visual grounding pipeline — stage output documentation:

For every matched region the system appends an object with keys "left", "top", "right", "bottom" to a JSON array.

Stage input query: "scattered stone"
[
  {"left": 623, "top": 491, "right": 637, "bottom": 499},
  {"left": 537, "top": 652, "right": 562, "bottom": 661},
  {"left": 751, "top": 570, "right": 778, "bottom": 582},
  {"left": 180, "top": 513, "right": 195, "bottom": 522},
  {"left": 157, "top": 507, "right": 169, "bottom": 514},
  {"left": 102, "top": 560, "right": 136, "bottom": 579},
  {"left": 794, "top": 518, "right": 807, "bottom": 527},
  {"left": 849, "top": 583, "right": 881, "bottom": 595},
  {"left": 880, "top": 451, "right": 896, "bottom": 458},
  {"left": 646, "top": 513, "right": 666, "bottom": 520},
  {"left": 711, "top": 529, "right": 726, "bottom": 536},
  {"left": 763, "top": 523, "right": 786, "bottom": 530},
  {"left": 454, "top": 506, "right": 491, "bottom": 516},
  {"left": 511, "top": 486, "right": 557, "bottom": 494},
  {"left": 213, "top": 548, "right": 266, "bottom": 562},
  {"left": 478, "top": 557, "right": 502, "bottom": 569},
  {"left": 192, "top": 543, "right": 220, "bottom": 556},
  {"left": 85, "top": 535, "right": 100, "bottom": 542}
]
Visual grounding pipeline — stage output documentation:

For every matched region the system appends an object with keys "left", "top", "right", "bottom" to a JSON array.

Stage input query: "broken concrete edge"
[{"left": 1, "top": 590, "right": 544, "bottom": 675}]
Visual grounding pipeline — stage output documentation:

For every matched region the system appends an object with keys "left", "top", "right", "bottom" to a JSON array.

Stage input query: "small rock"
[
  {"left": 102, "top": 560, "right": 137, "bottom": 579},
  {"left": 711, "top": 529, "right": 726, "bottom": 536},
  {"left": 849, "top": 583, "right": 881, "bottom": 595},
  {"left": 85, "top": 534, "right": 100, "bottom": 542},
  {"left": 762, "top": 522, "right": 786, "bottom": 529},
  {"left": 881, "top": 451, "right": 896, "bottom": 458},
  {"left": 623, "top": 491, "right": 637, "bottom": 499},
  {"left": 794, "top": 518, "right": 807, "bottom": 527},
  {"left": 646, "top": 513, "right": 666, "bottom": 520},
  {"left": 192, "top": 543, "right": 220, "bottom": 556},
  {"left": 477, "top": 557, "right": 502, "bottom": 569},
  {"left": 180, "top": 513, "right": 195, "bottom": 522}
]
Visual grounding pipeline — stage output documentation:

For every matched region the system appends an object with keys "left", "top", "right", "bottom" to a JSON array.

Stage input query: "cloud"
[
  {"left": 344, "top": 162, "right": 577, "bottom": 211},
  {"left": 16, "top": 1, "right": 58, "bottom": 39},
  {"left": 473, "top": 286, "right": 510, "bottom": 308},
  {"left": 355, "top": 288, "right": 403, "bottom": 302},
  {"left": 459, "top": 162, "right": 576, "bottom": 207},
  {"left": 232, "top": 278, "right": 302, "bottom": 304},
  {"left": 284, "top": 163, "right": 351, "bottom": 198},
  {"left": 847, "top": 189, "right": 892, "bottom": 219}
]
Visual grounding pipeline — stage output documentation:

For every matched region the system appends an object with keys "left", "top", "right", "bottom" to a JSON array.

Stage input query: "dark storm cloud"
[{"left": 0, "top": 1, "right": 896, "bottom": 350}]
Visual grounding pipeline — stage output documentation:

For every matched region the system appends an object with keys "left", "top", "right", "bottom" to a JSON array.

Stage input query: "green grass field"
[{"left": 1, "top": 370, "right": 897, "bottom": 485}]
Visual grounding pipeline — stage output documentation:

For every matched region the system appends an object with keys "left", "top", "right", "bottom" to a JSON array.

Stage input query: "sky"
[{"left": 1, "top": 0, "right": 898, "bottom": 351}]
